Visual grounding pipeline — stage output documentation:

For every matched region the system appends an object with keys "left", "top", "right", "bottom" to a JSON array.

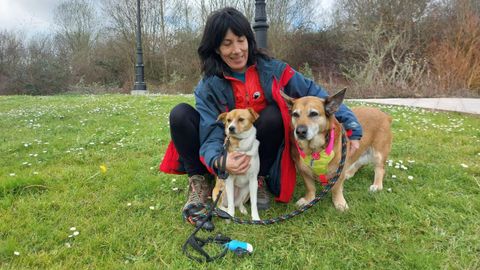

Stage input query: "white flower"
[
  {"left": 172, "top": 187, "right": 179, "bottom": 191},
  {"left": 408, "top": 176, "right": 414, "bottom": 180},
  {"left": 70, "top": 227, "right": 76, "bottom": 231},
  {"left": 171, "top": 178, "right": 177, "bottom": 183},
  {"left": 9, "top": 173, "right": 16, "bottom": 177},
  {"left": 14, "top": 251, "right": 20, "bottom": 256},
  {"left": 387, "top": 188, "right": 392, "bottom": 192},
  {"left": 392, "top": 175, "right": 397, "bottom": 179},
  {"left": 149, "top": 206, "right": 155, "bottom": 210},
  {"left": 408, "top": 160, "right": 415, "bottom": 163},
  {"left": 73, "top": 231, "right": 80, "bottom": 236},
  {"left": 33, "top": 172, "right": 39, "bottom": 175},
  {"left": 65, "top": 243, "right": 71, "bottom": 248},
  {"left": 460, "top": 163, "right": 468, "bottom": 168}
]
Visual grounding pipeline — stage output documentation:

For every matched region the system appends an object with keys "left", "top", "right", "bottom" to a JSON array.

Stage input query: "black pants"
[{"left": 169, "top": 103, "right": 284, "bottom": 177}]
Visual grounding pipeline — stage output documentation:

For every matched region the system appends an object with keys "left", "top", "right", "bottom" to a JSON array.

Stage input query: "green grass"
[{"left": 0, "top": 94, "right": 479, "bottom": 269}]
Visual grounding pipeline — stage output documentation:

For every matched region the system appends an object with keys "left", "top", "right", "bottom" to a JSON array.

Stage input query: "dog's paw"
[
  {"left": 333, "top": 200, "right": 349, "bottom": 212},
  {"left": 295, "top": 198, "right": 309, "bottom": 208},
  {"left": 369, "top": 184, "right": 383, "bottom": 192},
  {"left": 239, "top": 205, "right": 248, "bottom": 215}
]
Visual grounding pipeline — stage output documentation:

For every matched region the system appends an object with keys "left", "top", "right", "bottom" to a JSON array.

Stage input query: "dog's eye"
[
  {"left": 292, "top": 112, "right": 300, "bottom": 118},
  {"left": 238, "top": 118, "right": 244, "bottom": 122},
  {"left": 309, "top": 111, "right": 319, "bottom": 117},
  {"left": 226, "top": 118, "right": 232, "bottom": 123}
]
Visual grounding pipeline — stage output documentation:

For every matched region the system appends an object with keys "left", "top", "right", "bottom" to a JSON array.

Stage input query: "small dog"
[
  {"left": 213, "top": 108, "right": 261, "bottom": 220},
  {"left": 282, "top": 89, "right": 393, "bottom": 211}
]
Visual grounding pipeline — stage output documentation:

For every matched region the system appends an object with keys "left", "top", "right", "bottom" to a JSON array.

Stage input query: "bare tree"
[
  {"left": 54, "top": 0, "right": 98, "bottom": 53},
  {"left": 54, "top": 0, "right": 99, "bottom": 84}
]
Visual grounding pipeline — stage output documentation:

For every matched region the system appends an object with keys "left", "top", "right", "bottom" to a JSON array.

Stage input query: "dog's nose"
[
  {"left": 228, "top": 126, "right": 236, "bottom": 133},
  {"left": 295, "top": 125, "right": 308, "bottom": 139}
]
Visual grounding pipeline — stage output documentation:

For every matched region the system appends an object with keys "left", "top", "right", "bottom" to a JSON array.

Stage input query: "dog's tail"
[{"left": 387, "top": 114, "right": 393, "bottom": 124}]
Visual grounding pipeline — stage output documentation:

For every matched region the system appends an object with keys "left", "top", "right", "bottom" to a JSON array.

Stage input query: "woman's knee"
[
  {"left": 169, "top": 103, "right": 198, "bottom": 128},
  {"left": 256, "top": 105, "right": 283, "bottom": 132}
]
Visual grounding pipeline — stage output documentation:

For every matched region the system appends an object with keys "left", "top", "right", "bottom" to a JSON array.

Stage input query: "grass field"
[{"left": 1, "top": 94, "right": 479, "bottom": 269}]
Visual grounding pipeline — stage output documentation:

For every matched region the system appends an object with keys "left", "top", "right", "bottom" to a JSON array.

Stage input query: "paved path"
[{"left": 350, "top": 98, "right": 480, "bottom": 115}]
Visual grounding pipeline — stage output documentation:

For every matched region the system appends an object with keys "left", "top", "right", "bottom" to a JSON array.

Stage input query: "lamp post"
[
  {"left": 131, "top": 0, "right": 147, "bottom": 95},
  {"left": 253, "top": 0, "right": 269, "bottom": 49}
]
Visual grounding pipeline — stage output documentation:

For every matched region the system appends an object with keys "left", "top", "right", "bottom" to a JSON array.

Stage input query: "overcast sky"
[{"left": 0, "top": 0, "right": 334, "bottom": 36}]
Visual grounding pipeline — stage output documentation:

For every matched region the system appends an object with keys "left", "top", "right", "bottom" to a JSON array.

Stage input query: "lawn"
[{"left": 0, "top": 94, "right": 479, "bottom": 269}]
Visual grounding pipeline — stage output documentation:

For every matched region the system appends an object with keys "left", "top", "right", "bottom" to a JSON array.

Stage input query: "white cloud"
[{"left": 0, "top": 0, "right": 58, "bottom": 34}]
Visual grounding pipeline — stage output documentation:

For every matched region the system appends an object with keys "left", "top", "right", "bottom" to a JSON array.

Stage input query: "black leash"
[
  {"left": 182, "top": 189, "right": 230, "bottom": 263},
  {"left": 182, "top": 137, "right": 233, "bottom": 262}
]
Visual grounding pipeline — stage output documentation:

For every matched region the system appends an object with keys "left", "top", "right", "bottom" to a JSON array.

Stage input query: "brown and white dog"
[
  {"left": 213, "top": 108, "right": 261, "bottom": 220},
  {"left": 282, "top": 89, "right": 393, "bottom": 211}
]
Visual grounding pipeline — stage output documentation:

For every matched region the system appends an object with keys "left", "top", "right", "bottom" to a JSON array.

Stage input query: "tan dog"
[
  {"left": 282, "top": 89, "right": 393, "bottom": 211},
  {"left": 212, "top": 108, "right": 261, "bottom": 220}
]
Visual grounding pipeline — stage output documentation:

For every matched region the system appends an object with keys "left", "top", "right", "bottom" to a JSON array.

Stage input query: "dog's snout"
[
  {"left": 228, "top": 125, "right": 236, "bottom": 133},
  {"left": 295, "top": 125, "right": 308, "bottom": 139}
]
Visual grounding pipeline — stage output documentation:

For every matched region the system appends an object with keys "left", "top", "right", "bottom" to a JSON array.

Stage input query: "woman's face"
[{"left": 218, "top": 29, "right": 248, "bottom": 73}]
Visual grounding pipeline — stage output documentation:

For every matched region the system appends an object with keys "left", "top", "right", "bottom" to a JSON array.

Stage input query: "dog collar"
[{"left": 296, "top": 128, "right": 335, "bottom": 185}]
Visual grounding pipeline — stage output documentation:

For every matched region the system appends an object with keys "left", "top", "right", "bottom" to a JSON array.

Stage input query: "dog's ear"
[
  {"left": 217, "top": 112, "right": 228, "bottom": 122},
  {"left": 280, "top": 91, "right": 294, "bottom": 111},
  {"left": 247, "top": 108, "right": 259, "bottom": 122},
  {"left": 325, "top": 88, "right": 347, "bottom": 116}
]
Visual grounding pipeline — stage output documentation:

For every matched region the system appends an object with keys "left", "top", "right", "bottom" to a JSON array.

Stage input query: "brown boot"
[
  {"left": 256, "top": 176, "right": 270, "bottom": 210},
  {"left": 183, "top": 175, "right": 212, "bottom": 211}
]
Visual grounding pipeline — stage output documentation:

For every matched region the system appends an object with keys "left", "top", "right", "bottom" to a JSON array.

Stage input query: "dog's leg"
[
  {"left": 225, "top": 177, "right": 235, "bottom": 218},
  {"left": 236, "top": 186, "right": 250, "bottom": 216},
  {"left": 248, "top": 176, "right": 260, "bottom": 220},
  {"left": 369, "top": 126, "right": 392, "bottom": 192},
  {"left": 331, "top": 176, "right": 349, "bottom": 211},
  {"left": 345, "top": 148, "right": 372, "bottom": 179},
  {"left": 296, "top": 172, "right": 316, "bottom": 207},
  {"left": 370, "top": 150, "right": 386, "bottom": 192}
]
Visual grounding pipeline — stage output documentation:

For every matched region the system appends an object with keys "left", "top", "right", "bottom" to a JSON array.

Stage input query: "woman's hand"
[
  {"left": 348, "top": 140, "right": 360, "bottom": 156},
  {"left": 224, "top": 152, "right": 251, "bottom": 175}
]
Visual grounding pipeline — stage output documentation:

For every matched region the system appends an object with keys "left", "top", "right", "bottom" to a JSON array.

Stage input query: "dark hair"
[{"left": 197, "top": 7, "right": 269, "bottom": 77}]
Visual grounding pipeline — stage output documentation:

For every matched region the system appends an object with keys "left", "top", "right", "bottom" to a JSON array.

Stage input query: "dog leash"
[{"left": 182, "top": 128, "right": 347, "bottom": 262}]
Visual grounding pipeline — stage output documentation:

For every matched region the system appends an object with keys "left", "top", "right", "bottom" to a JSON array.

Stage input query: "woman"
[{"left": 160, "top": 7, "right": 362, "bottom": 218}]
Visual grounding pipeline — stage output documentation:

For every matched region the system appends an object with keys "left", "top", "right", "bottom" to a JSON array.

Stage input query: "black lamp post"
[
  {"left": 253, "top": 0, "right": 269, "bottom": 49},
  {"left": 132, "top": 0, "right": 147, "bottom": 95}
]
